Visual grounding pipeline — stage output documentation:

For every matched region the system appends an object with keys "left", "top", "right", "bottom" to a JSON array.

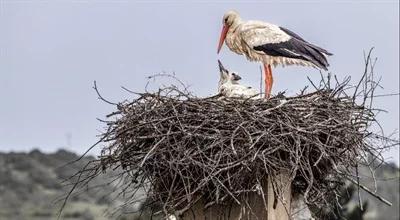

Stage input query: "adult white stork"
[{"left": 217, "top": 10, "right": 332, "bottom": 98}]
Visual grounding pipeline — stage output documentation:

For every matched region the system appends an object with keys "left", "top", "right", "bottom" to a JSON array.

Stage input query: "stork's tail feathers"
[
  {"left": 279, "top": 26, "right": 333, "bottom": 70},
  {"left": 288, "top": 38, "right": 332, "bottom": 71},
  {"left": 311, "top": 44, "right": 333, "bottom": 56},
  {"left": 303, "top": 42, "right": 332, "bottom": 70}
]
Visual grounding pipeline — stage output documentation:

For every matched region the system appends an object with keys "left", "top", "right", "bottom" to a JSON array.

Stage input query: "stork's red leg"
[
  {"left": 263, "top": 64, "right": 273, "bottom": 99},
  {"left": 267, "top": 64, "right": 273, "bottom": 98},
  {"left": 263, "top": 64, "right": 269, "bottom": 98}
]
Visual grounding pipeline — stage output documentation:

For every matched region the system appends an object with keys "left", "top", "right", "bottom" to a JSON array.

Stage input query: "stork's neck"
[
  {"left": 225, "top": 23, "right": 243, "bottom": 54},
  {"left": 229, "top": 18, "right": 243, "bottom": 33}
]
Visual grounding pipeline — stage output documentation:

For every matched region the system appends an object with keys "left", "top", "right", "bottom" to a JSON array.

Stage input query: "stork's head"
[
  {"left": 217, "top": 10, "right": 241, "bottom": 54},
  {"left": 218, "top": 60, "right": 241, "bottom": 85},
  {"left": 222, "top": 10, "right": 240, "bottom": 26}
]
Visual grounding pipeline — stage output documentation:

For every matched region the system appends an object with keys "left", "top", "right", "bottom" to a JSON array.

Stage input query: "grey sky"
[{"left": 0, "top": 1, "right": 399, "bottom": 164}]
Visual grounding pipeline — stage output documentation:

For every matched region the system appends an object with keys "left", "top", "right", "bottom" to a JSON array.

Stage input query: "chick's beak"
[
  {"left": 217, "top": 25, "right": 228, "bottom": 54},
  {"left": 233, "top": 74, "right": 241, "bottom": 81},
  {"left": 218, "top": 59, "right": 227, "bottom": 73}
]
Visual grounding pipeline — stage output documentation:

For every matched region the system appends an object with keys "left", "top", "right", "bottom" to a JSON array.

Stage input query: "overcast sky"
[{"left": 0, "top": 0, "right": 399, "bottom": 164}]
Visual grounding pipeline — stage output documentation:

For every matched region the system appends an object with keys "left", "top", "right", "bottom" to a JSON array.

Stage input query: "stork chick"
[{"left": 218, "top": 60, "right": 259, "bottom": 99}]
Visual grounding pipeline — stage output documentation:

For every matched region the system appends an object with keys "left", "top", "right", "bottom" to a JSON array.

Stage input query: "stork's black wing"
[
  {"left": 280, "top": 26, "right": 333, "bottom": 56},
  {"left": 254, "top": 26, "right": 333, "bottom": 70}
]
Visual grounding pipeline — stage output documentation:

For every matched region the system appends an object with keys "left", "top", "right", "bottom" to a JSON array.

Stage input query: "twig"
[{"left": 346, "top": 177, "right": 392, "bottom": 206}]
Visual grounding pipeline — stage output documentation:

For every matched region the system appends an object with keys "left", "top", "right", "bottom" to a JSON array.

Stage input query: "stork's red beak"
[{"left": 217, "top": 25, "right": 228, "bottom": 54}]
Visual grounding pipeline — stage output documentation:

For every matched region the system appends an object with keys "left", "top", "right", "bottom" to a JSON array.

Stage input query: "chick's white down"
[{"left": 218, "top": 68, "right": 260, "bottom": 99}]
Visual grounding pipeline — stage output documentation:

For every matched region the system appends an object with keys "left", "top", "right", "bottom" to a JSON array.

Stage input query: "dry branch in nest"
[{"left": 62, "top": 49, "right": 398, "bottom": 219}]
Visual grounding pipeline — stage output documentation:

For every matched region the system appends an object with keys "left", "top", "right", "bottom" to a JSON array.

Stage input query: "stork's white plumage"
[
  {"left": 218, "top": 60, "right": 259, "bottom": 99},
  {"left": 217, "top": 10, "right": 332, "bottom": 98}
]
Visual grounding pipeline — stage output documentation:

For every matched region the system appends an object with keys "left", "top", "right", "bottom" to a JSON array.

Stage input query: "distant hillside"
[
  {"left": 0, "top": 149, "right": 398, "bottom": 220},
  {"left": 0, "top": 149, "right": 139, "bottom": 220}
]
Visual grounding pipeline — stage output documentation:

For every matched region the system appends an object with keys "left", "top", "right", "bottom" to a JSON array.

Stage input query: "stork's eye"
[{"left": 224, "top": 17, "right": 228, "bottom": 23}]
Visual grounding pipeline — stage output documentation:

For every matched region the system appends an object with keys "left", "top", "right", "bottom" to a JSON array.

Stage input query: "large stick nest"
[
  {"left": 101, "top": 86, "right": 365, "bottom": 213},
  {"left": 63, "top": 50, "right": 398, "bottom": 219}
]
